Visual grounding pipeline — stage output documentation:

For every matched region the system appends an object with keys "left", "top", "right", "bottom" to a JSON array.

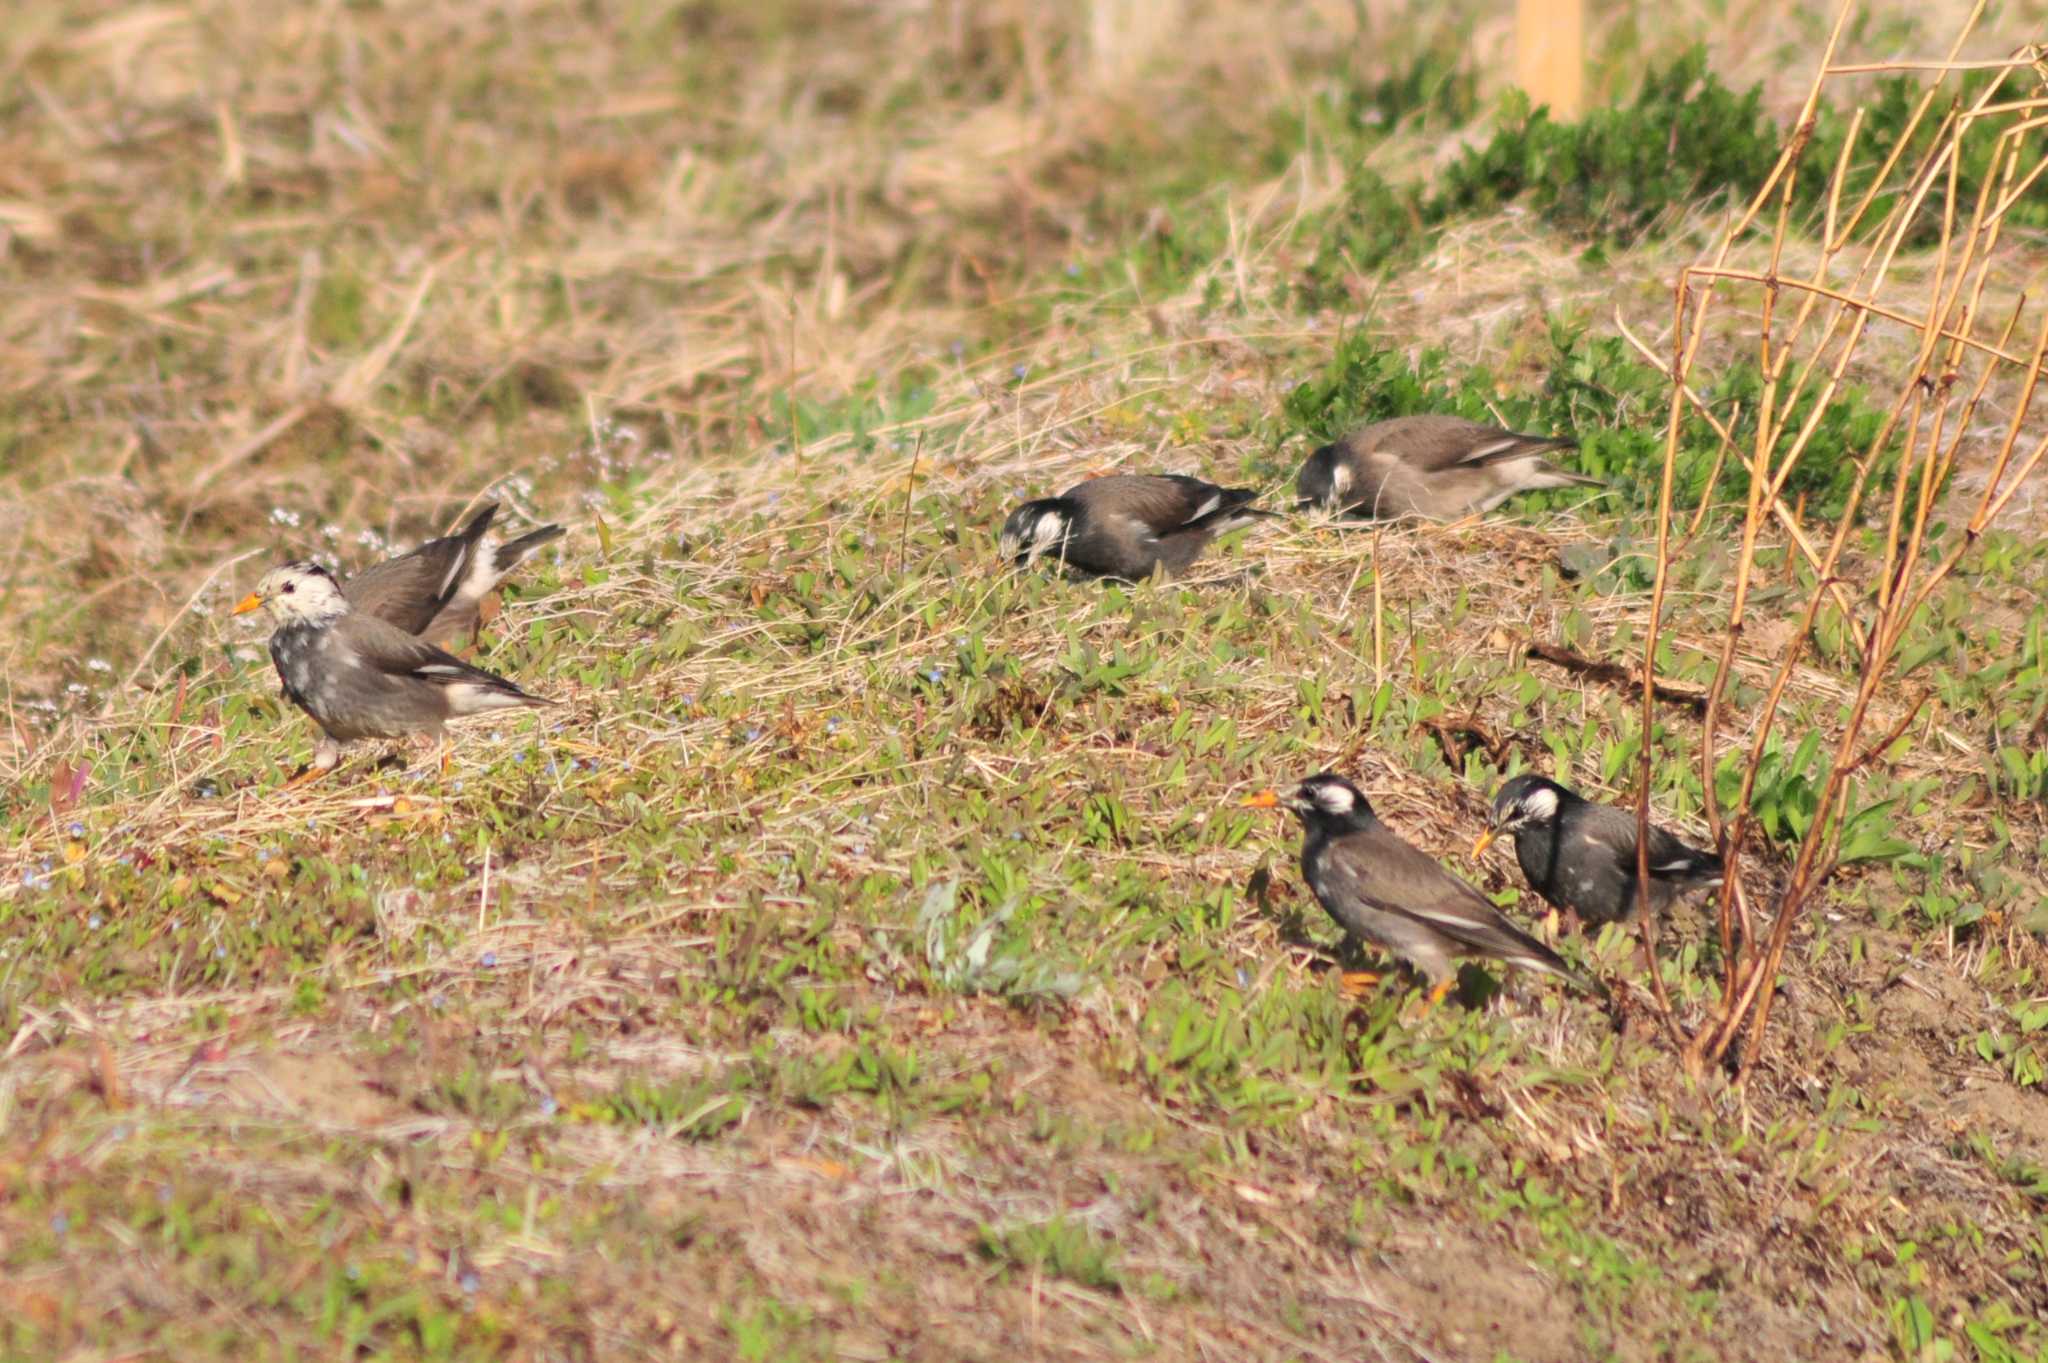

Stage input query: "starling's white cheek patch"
[
  {"left": 1521, "top": 787, "right": 1560, "bottom": 821},
  {"left": 1329, "top": 464, "right": 1352, "bottom": 497},
  {"left": 1031, "top": 515, "right": 1065, "bottom": 549},
  {"left": 1313, "top": 784, "right": 1354, "bottom": 813}
]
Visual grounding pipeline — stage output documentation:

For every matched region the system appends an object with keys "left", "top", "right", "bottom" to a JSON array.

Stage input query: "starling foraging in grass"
[
  {"left": 1295, "top": 415, "right": 1601, "bottom": 520},
  {"left": 1243, "top": 773, "right": 1601, "bottom": 1005},
  {"left": 1474, "top": 774, "right": 1724, "bottom": 928},
  {"left": 234, "top": 561, "right": 555, "bottom": 780},
  {"left": 342, "top": 501, "right": 563, "bottom": 645},
  {"left": 998, "top": 474, "right": 1278, "bottom": 579}
]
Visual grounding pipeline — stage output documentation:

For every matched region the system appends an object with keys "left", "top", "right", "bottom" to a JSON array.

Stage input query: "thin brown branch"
[{"left": 1525, "top": 640, "right": 1708, "bottom": 714}]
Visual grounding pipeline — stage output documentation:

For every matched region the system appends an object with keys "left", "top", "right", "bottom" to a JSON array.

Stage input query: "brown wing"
[
  {"left": 344, "top": 552, "right": 466, "bottom": 634},
  {"left": 342, "top": 504, "right": 496, "bottom": 635},
  {"left": 1576, "top": 801, "right": 1722, "bottom": 886},
  {"left": 1064, "top": 475, "right": 1230, "bottom": 537},
  {"left": 1360, "top": 415, "right": 1576, "bottom": 474},
  {"left": 332, "top": 611, "right": 537, "bottom": 701},
  {"left": 1321, "top": 826, "right": 1587, "bottom": 985}
]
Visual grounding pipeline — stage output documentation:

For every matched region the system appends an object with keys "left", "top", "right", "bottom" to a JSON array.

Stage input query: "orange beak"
[
  {"left": 1240, "top": 790, "right": 1281, "bottom": 809},
  {"left": 1470, "top": 828, "right": 1498, "bottom": 858},
  {"left": 232, "top": 592, "right": 264, "bottom": 616}
]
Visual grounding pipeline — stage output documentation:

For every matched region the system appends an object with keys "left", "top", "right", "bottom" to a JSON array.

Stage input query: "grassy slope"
[{"left": 5, "top": 2, "right": 2048, "bottom": 1360}]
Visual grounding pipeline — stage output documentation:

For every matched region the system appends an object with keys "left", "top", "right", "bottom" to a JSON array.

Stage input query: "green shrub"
[
  {"left": 1306, "top": 48, "right": 2048, "bottom": 301},
  {"left": 1307, "top": 48, "right": 1778, "bottom": 296},
  {"left": 1432, "top": 49, "right": 1778, "bottom": 241},
  {"left": 1284, "top": 321, "right": 1906, "bottom": 520}
]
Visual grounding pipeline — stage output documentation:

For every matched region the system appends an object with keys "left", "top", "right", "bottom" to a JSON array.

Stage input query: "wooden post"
[{"left": 1516, "top": 0, "right": 1585, "bottom": 118}]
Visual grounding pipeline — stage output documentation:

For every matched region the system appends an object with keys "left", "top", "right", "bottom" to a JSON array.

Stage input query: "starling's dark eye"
[{"left": 282, "top": 582, "right": 295, "bottom": 594}]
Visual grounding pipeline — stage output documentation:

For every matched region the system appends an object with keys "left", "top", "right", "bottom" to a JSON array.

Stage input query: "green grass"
[{"left": 5, "top": 1, "right": 2048, "bottom": 1360}]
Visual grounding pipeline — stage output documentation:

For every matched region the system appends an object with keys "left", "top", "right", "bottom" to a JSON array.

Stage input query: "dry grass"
[{"left": 5, "top": 2, "right": 2048, "bottom": 1360}]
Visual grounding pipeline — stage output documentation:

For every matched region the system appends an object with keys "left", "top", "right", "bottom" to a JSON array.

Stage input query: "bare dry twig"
[{"left": 1635, "top": 0, "right": 2048, "bottom": 1079}]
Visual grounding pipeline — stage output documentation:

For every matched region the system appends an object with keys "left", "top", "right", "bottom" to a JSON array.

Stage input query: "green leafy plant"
[
  {"left": 1282, "top": 323, "right": 1904, "bottom": 519},
  {"left": 978, "top": 1216, "right": 1123, "bottom": 1291}
]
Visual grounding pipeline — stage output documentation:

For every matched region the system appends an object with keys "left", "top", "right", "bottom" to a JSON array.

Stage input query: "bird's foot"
[
  {"left": 282, "top": 764, "right": 326, "bottom": 790},
  {"left": 1338, "top": 970, "right": 1382, "bottom": 999},
  {"left": 1416, "top": 979, "right": 1457, "bottom": 1015},
  {"left": 1541, "top": 907, "right": 1561, "bottom": 942}
]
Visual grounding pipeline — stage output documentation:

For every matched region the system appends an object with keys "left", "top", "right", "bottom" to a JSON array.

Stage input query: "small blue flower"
[
  {"left": 950, "top": 340, "right": 966, "bottom": 359},
  {"left": 539, "top": 1096, "right": 558, "bottom": 1117},
  {"left": 50, "top": 1213, "right": 68, "bottom": 1235},
  {"left": 512, "top": 752, "right": 525, "bottom": 764},
  {"left": 67, "top": 822, "right": 84, "bottom": 839},
  {"left": 1065, "top": 263, "right": 1081, "bottom": 277},
  {"left": 213, "top": 946, "right": 226, "bottom": 959},
  {"left": 1012, "top": 364, "right": 1029, "bottom": 380},
  {"left": 88, "top": 915, "right": 102, "bottom": 931},
  {"left": 744, "top": 727, "right": 763, "bottom": 743},
  {"left": 157, "top": 1184, "right": 173, "bottom": 1205},
  {"left": 1236, "top": 967, "right": 1251, "bottom": 988},
  {"left": 480, "top": 951, "right": 497, "bottom": 968},
  {"left": 924, "top": 668, "right": 943, "bottom": 684},
  {"left": 459, "top": 1269, "right": 481, "bottom": 1294},
  {"left": 345, "top": 1263, "right": 360, "bottom": 1281}
]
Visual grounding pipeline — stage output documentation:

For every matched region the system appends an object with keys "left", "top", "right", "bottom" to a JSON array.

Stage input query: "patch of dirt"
[{"left": 225, "top": 1050, "right": 402, "bottom": 1130}]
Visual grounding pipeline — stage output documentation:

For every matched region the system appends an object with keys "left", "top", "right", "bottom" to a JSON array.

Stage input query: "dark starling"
[
  {"left": 234, "top": 561, "right": 554, "bottom": 780},
  {"left": 1475, "top": 773, "right": 1722, "bottom": 927},
  {"left": 1296, "top": 415, "right": 1600, "bottom": 520},
  {"left": 1245, "top": 772, "right": 1600, "bottom": 1004},
  {"left": 999, "top": 474, "right": 1277, "bottom": 579}
]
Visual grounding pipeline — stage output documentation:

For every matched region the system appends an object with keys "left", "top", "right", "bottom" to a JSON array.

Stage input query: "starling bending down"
[
  {"left": 234, "top": 561, "right": 555, "bottom": 779},
  {"left": 999, "top": 474, "right": 1278, "bottom": 579},
  {"left": 1296, "top": 415, "right": 1600, "bottom": 520},
  {"left": 343, "top": 502, "right": 564, "bottom": 645},
  {"left": 1474, "top": 774, "right": 1723, "bottom": 928},
  {"left": 1244, "top": 772, "right": 1601, "bottom": 1004}
]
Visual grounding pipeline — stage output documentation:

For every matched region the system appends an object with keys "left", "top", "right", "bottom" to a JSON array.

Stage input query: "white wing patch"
[
  {"left": 436, "top": 548, "right": 469, "bottom": 600},
  {"left": 1187, "top": 493, "right": 1222, "bottom": 523},
  {"left": 1460, "top": 437, "right": 1522, "bottom": 463},
  {"left": 1112, "top": 513, "right": 1159, "bottom": 546},
  {"left": 444, "top": 682, "right": 527, "bottom": 714}
]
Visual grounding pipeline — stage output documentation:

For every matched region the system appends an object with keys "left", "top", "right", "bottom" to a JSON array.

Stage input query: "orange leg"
[
  {"left": 1419, "top": 978, "right": 1456, "bottom": 1013},
  {"left": 1338, "top": 971, "right": 1382, "bottom": 998}
]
